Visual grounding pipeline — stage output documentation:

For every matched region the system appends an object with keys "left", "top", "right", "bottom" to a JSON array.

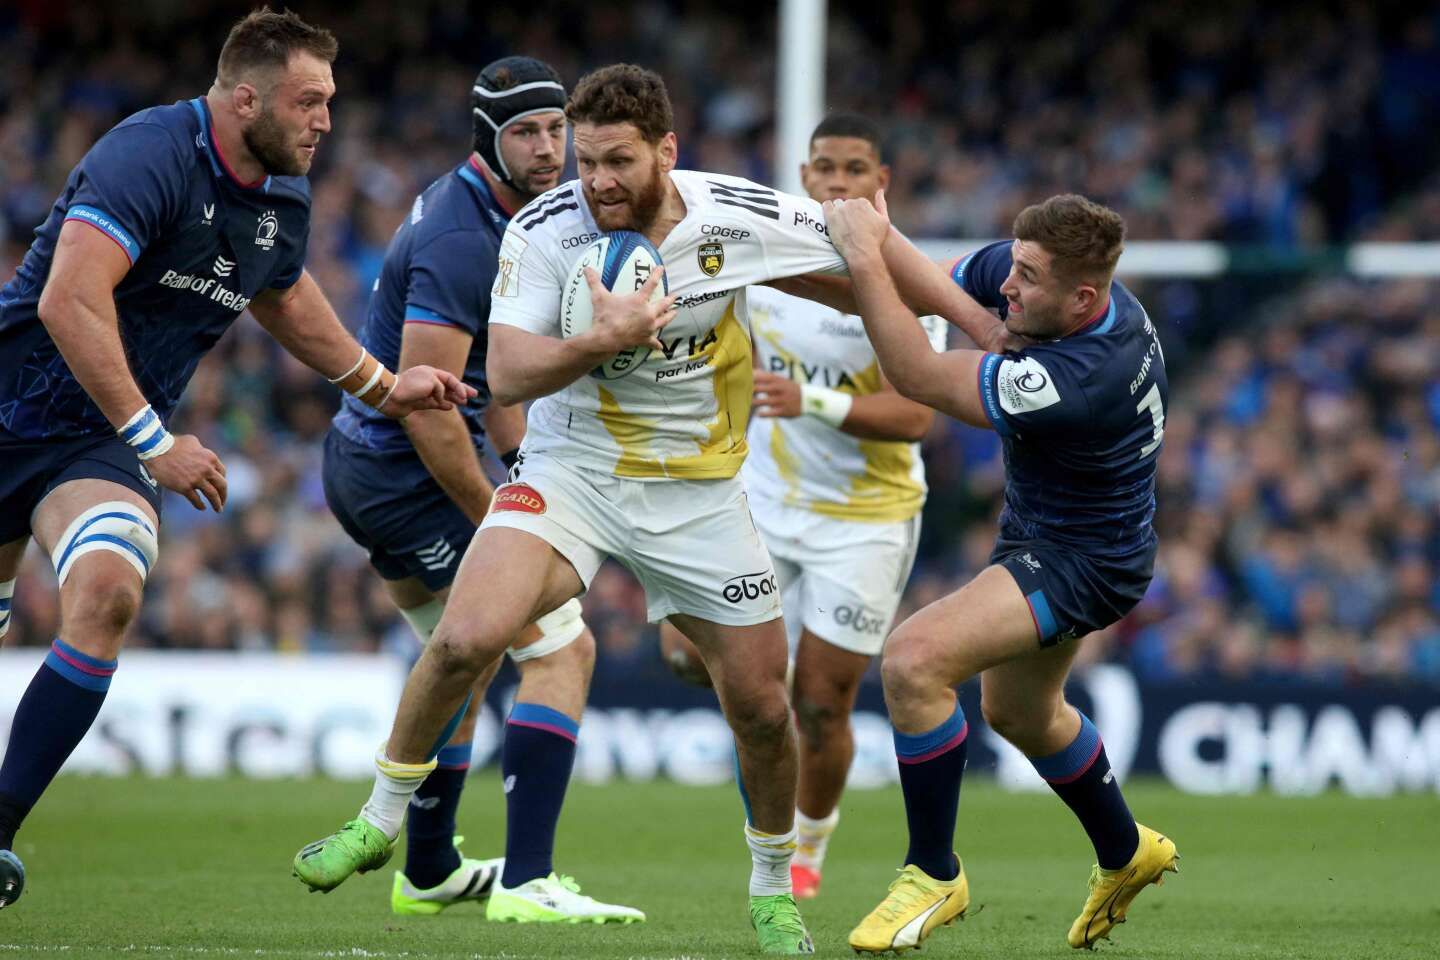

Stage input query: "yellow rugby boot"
[
  {"left": 849, "top": 861, "right": 969, "bottom": 954},
  {"left": 1067, "top": 824, "right": 1179, "bottom": 949}
]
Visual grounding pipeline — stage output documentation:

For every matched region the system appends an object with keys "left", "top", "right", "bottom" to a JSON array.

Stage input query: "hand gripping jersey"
[
  {"left": 742, "top": 287, "right": 948, "bottom": 522},
  {"left": 489, "top": 170, "right": 846, "bottom": 480},
  {"left": 956, "top": 241, "right": 1169, "bottom": 554},
  {"left": 332, "top": 157, "right": 510, "bottom": 453},
  {"left": 0, "top": 98, "right": 310, "bottom": 439}
]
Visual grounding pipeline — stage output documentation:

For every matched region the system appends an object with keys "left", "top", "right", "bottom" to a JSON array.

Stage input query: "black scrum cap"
[{"left": 472, "top": 56, "right": 566, "bottom": 192}]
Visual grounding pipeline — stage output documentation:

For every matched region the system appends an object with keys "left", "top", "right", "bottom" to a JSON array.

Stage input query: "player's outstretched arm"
[
  {"left": 487, "top": 266, "right": 676, "bottom": 406},
  {"left": 763, "top": 274, "right": 860, "bottom": 314},
  {"left": 249, "top": 271, "right": 474, "bottom": 417},
  {"left": 878, "top": 225, "right": 1015, "bottom": 352},
  {"left": 825, "top": 196, "right": 991, "bottom": 429},
  {"left": 397, "top": 322, "right": 494, "bottom": 525},
  {"left": 840, "top": 374, "right": 936, "bottom": 441},
  {"left": 767, "top": 236, "right": 1013, "bottom": 355},
  {"left": 752, "top": 369, "right": 933, "bottom": 441}
]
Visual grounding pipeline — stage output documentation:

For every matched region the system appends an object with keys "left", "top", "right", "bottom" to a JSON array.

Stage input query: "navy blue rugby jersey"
[
  {"left": 0, "top": 98, "right": 310, "bottom": 439},
  {"left": 953, "top": 240, "right": 1169, "bottom": 554},
  {"left": 330, "top": 157, "right": 510, "bottom": 453}
]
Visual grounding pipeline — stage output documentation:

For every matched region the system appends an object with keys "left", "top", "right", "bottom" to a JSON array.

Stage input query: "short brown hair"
[
  {"left": 216, "top": 8, "right": 338, "bottom": 90},
  {"left": 565, "top": 64, "right": 673, "bottom": 143},
  {"left": 1013, "top": 194, "right": 1125, "bottom": 286}
]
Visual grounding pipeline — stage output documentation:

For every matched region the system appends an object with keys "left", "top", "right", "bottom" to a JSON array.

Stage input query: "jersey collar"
[
  {"left": 189, "top": 98, "right": 272, "bottom": 193},
  {"left": 457, "top": 156, "right": 515, "bottom": 222},
  {"left": 1067, "top": 293, "right": 1117, "bottom": 337}
]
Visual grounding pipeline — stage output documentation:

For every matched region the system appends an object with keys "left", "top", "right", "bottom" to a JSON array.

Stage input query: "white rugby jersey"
[
  {"left": 741, "top": 286, "right": 948, "bottom": 523},
  {"left": 490, "top": 170, "right": 846, "bottom": 480}
]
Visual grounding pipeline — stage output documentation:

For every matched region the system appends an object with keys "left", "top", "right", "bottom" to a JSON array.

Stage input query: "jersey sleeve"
[
  {"left": 403, "top": 229, "right": 496, "bottom": 337},
  {"left": 975, "top": 345, "right": 1090, "bottom": 438},
  {"left": 487, "top": 221, "right": 562, "bottom": 336},
  {"left": 760, "top": 189, "right": 849, "bottom": 278},
  {"left": 269, "top": 231, "right": 307, "bottom": 290},
  {"left": 63, "top": 122, "right": 187, "bottom": 266},
  {"left": 698, "top": 176, "right": 847, "bottom": 281},
  {"left": 949, "top": 240, "right": 1012, "bottom": 311}
]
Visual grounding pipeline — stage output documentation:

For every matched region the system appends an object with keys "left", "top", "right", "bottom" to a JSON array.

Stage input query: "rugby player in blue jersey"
[
  {"left": 822, "top": 192, "right": 1179, "bottom": 953},
  {"left": 0, "top": 9, "right": 469, "bottom": 909},
  {"left": 310, "top": 56, "right": 640, "bottom": 923}
]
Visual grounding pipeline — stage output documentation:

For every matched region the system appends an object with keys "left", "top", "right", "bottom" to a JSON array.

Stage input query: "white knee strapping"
[
  {"left": 398, "top": 597, "right": 446, "bottom": 644},
  {"left": 50, "top": 502, "right": 158, "bottom": 587},
  {"left": 510, "top": 597, "right": 585, "bottom": 663},
  {"left": 0, "top": 579, "right": 13, "bottom": 639}
]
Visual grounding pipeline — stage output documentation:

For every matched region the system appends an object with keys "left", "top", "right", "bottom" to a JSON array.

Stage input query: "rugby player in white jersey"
[
  {"left": 293, "top": 63, "right": 873, "bottom": 955},
  {"left": 662, "top": 114, "right": 946, "bottom": 900}
]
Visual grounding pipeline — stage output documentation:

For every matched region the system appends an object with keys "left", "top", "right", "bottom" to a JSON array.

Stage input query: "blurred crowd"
[{"left": 1, "top": 1, "right": 1437, "bottom": 685}]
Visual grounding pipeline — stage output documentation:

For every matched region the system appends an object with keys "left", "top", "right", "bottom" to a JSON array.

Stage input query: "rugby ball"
[{"left": 560, "top": 231, "right": 667, "bottom": 380}]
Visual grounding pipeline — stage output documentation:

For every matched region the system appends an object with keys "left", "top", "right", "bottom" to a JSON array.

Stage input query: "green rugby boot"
[
  {"left": 293, "top": 819, "right": 394, "bottom": 893},
  {"left": 750, "top": 893, "right": 815, "bottom": 954}
]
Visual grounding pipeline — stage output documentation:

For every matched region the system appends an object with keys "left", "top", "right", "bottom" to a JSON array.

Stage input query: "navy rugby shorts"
[
  {"left": 991, "top": 532, "right": 1157, "bottom": 647},
  {"left": 0, "top": 426, "right": 164, "bottom": 544},
  {"left": 321, "top": 430, "right": 477, "bottom": 592}
]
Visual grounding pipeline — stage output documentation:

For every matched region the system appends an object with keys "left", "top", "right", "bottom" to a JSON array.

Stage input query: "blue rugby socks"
[
  {"left": 893, "top": 700, "right": 969, "bottom": 881},
  {"left": 1029, "top": 711, "right": 1139, "bottom": 869},
  {"left": 499, "top": 703, "right": 579, "bottom": 888},
  {"left": 403, "top": 741, "right": 471, "bottom": 889},
  {"left": 0, "top": 639, "right": 117, "bottom": 849}
]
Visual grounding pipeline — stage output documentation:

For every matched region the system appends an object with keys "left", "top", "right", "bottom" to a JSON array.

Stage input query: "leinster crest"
[{"left": 698, "top": 241, "right": 724, "bottom": 277}]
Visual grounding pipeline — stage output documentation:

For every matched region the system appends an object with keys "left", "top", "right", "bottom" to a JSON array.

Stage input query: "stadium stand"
[{"left": 1, "top": 1, "right": 1436, "bottom": 684}]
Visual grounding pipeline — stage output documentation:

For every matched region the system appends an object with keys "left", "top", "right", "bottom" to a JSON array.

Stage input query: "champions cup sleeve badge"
[
  {"left": 255, "top": 210, "right": 278, "bottom": 249},
  {"left": 698, "top": 241, "right": 724, "bottom": 277}
]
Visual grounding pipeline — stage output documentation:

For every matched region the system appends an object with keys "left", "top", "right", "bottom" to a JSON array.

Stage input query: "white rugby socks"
[
  {"left": 358, "top": 748, "right": 437, "bottom": 839},
  {"left": 794, "top": 807, "right": 840, "bottom": 871},
  {"left": 745, "top": 822, "right": 798, "bottom": 896}
]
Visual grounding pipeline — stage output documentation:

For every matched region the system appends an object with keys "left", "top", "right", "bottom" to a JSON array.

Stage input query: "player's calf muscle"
[
  {"left": 793, "top": 695, "right": 844, "bottom": 750},
  {"left": 515, "top": 635, "right": 593, "bottom": 719},
  {"left": 981, "top": 693, "right": 1076, "bottom": 755}
]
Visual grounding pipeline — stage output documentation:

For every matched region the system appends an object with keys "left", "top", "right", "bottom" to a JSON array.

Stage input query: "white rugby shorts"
[
  {"left": 480, "top": 452, "right": 782, "bottom": 626},
  {"left": 750, "top": 496, "right": 921, "bottom": 656}
]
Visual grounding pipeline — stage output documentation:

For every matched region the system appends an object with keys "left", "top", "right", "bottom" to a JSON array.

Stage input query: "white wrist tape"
[
  {"left": 799, "top": 384, "right": 853, "bottom": 429},
  {"left": 117, "top": 404, "right": 175, "bottom": 460},
  {"left": 330, "top": 347, "right": 397, "bottom": 409},
  {"left": 330, "top": 348, "right": 368, "bottom": 384}
]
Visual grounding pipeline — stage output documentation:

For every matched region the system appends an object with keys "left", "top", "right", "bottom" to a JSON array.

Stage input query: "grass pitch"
[{"left": 2, "top": 774, "right": 1436, "bottom": 959}]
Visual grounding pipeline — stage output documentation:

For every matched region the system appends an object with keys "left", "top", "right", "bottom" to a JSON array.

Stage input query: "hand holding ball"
[{"left": 560, "top": 231, "right": 674, "bottom": 380}]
